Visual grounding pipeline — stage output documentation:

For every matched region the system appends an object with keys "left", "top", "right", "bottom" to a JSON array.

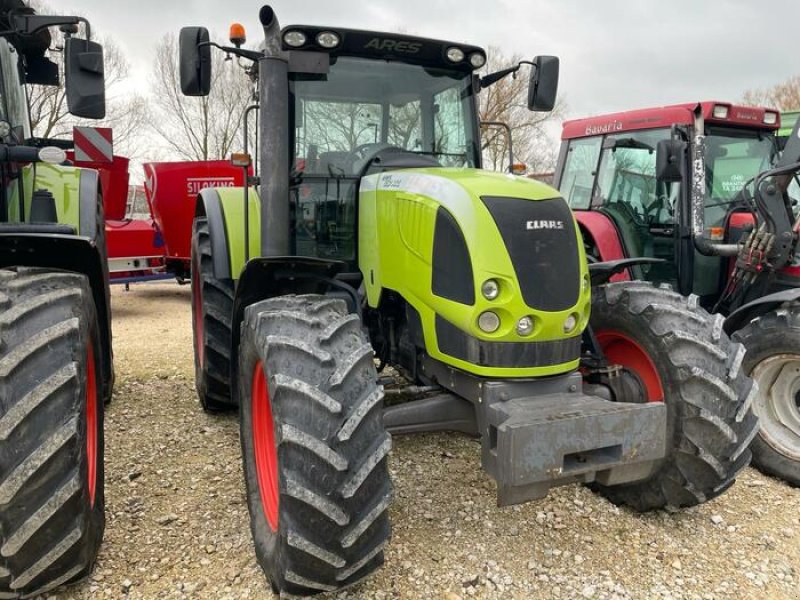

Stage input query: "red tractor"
[{"left": 554, "top": 101, "right": 800, "bottom": 485}]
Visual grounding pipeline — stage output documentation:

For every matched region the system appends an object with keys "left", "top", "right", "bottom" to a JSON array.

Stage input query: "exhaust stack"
[{"left": 258, "top": 5, "right": 290, "bottom": 257}]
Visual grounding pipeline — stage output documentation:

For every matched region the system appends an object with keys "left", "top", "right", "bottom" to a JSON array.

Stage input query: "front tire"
[
  {"left": 0, "top": 268, "right": 105, "bottom": 598},
  {"left": 191, "top": 218, "right": 235, "bottom": 412},
  {"left": 734, "top": 306, "right": 800, "bottom": 486},
  {"left": 239, "top": 295, "right": 393, "bottom": 595},
  {"left": 589, "top": 282, "right": 759, "bottom": 511}
]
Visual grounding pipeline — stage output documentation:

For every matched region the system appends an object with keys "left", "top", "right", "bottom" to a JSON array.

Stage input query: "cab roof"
[
  {"left": 281, "top": 25, "right": 486, "bottom": 72},
  {"left": 562, "top": 101, "right": 780, "bottom": 140}
]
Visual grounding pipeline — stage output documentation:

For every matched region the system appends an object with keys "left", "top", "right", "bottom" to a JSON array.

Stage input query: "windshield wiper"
[{"left": 603, "top": 137, "right": 655, "bottom": 152}]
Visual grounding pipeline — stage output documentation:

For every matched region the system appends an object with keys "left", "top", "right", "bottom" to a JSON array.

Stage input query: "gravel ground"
[{"left": 51, "top": 281, "right": 800, "bottom": 600}]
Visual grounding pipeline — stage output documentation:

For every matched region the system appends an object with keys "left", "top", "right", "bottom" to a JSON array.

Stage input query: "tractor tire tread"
[
  {"left": 192, "top": 218, "right": 236, "bottom": 412},
  {"left": 591, "top": 281, "right": 758, "bottom": 511},
  {"left": 0, "top": 268, "right": 104, "bottom": 598},
  {"left": 240, "top": 295, "right": 392, "bottom": 595}
]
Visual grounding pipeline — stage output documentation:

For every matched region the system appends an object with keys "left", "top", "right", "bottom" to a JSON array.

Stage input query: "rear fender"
[
  {"left": 195, "top": 187, "right": 260, "bottom": 281},
  {"left": 574, "top": 211, "right": 629, "bottom": 281},
  {"left": 11, "top": 164, "right": 101, "bottom": 240},
  {"left": 0, "top": 232, "right": 113, "bottom": 401},
  {"left": 724, "top": 288, "right": 800, "bottom": 335},
  {"left": 230, "top": 256, "right": 346, "bottom": 400}
]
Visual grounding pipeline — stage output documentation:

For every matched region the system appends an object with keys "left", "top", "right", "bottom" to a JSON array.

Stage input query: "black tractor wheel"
[
  {"left": 733, "top": 305, "right": 800, "bottom": 486},
  {"left": 191, "top": 218, "right": 235, "bottom": 412},
  {"left": 239, "top": 295, "right": 393, "bottom": 596},
  {"left": 589, "top": 281, "right": 759, "bottom": 511},
  {"left": 0, "top": 268, "right": 105, "bottom": 598}
]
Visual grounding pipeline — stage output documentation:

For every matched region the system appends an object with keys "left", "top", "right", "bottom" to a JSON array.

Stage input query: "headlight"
[
  {"left": 478, "top": 311, "right": 501, "bottom": 333},
  {"left": 563, "top": 314, "right": 578, "bottom": 333},
  {"left": 283, "top": 31, "right": 307, "bottom": 47},
  {"left": 316, "top": 31, "right": 340, "bottom": 49},
  {"left": 446, "top": 47, "right": 465, "bottom": 62},
  {"left": 469, "top": 53, "right": 486, "bottom": 68},
  {"left": 481, "top": 279, "right": 500, "bottom": 300},
  {"left": 517, "top": 316, "right": 534, "bottom": 336}
]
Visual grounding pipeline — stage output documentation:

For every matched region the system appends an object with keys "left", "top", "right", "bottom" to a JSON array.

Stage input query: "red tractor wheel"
[
  {"left": 589, "top": 281, "right": 758, "bottom": 511},
  {"left": 239, "top": 295, "right": 393, "bottom": 596},
  {"left": 0, "top": 269, "right": 105, "bottom": 598},
  {"left": 190, "top": 218, "right": 235, "bottom": 412}
]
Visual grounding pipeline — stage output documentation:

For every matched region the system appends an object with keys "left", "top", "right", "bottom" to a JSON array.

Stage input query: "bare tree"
[
  {"left": 742, "top": 75, "right": 800, "bottom": 111},
  {"left": 27, "top": 1, "right": 149, "bottom": 159},
  {"left": 148, "top": 33, "right": 255, "bottom": 161},
  {"left": 479, "top": 47, "right": 567, "bottom": 174}
]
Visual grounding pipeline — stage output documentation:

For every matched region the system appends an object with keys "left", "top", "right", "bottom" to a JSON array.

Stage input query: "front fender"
[
  {"left": 724, "top": 288, "right": 800, "bottom": 335},
  {"left": 195, "top": 187, "right": 260, "bottom": 281},
  {"left": 229, "top": 256, "right": 345, "bottom": 401},
  {"left": 0, "top": 232, "right": 113, "bottom": 402}
]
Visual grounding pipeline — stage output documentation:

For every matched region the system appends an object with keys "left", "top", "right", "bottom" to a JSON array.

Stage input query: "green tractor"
[
  {"left": 181, "top": 6, "right": 758, "bottom": 595},
  {"left": 0, "top": 2, "right": 112, "bottom": 598}
]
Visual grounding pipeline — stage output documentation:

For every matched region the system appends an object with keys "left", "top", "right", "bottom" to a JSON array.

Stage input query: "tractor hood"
[{"left": 359, "top": 168, "right": 591, "bottom": 378}]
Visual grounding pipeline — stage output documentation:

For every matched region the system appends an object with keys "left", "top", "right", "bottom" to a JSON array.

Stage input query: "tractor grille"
[
  {"left": 436, "top": 316, "right": 581, "bottom": 368},
  {"left": 482, "top": 196, "right": 580, "bottom": 312}
]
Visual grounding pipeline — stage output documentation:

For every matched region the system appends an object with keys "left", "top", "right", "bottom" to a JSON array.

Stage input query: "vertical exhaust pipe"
[{"left": 258, "top": 5, "right": 290, "bottom": 257}]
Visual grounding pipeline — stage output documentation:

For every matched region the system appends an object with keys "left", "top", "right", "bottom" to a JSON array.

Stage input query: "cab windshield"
[
  {"left": 291, "top": 56, "right": 479, "bottom": 174},
  {"left": 288, "top": 56, "right": 478, "bottom": 264}
]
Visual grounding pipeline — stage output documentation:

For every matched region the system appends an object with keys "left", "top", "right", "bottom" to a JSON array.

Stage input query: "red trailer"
[
  {"left": 70, "top": 151, "right": 167, "bottom": 284},
  {"left": 144, "top": 161, "right": 247, "bottom": 280}
]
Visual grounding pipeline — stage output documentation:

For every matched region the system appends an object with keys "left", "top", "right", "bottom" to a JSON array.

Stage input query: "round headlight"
[
  {"left": 446, "top": 47, "right": 465, "bottom": 63},
  {"left": 469, "top": 53, "right": 486, "bottom": 69},
  {"left": 563, "top": 314, "right": 578, "bottom": 333},
  {"left": 316, "top": 31, "right": 340, "bottom": 49},
  {"left": 481, "top": 279, "right": 500, "bottom": 300},
  {"left": 517, "top": 316, "right": 534, "bottom": 336},
  {"left": 283, "top": 31, "right": 307, "bottom": 48},
  {"left": 478, "top": 311, "right": 501, "bottom": 333}
]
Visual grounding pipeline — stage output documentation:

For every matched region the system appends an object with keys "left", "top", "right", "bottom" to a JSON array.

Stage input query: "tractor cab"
[
  {"left": 555, "top": 102, "right": 780, "bottom": 300},
  {"left": 286, "top": 30, "right": 485, "bottom": 264}
]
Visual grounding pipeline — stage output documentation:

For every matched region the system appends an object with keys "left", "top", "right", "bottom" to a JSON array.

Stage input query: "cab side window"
[{"left": 560, "top": 136, "right": 601, "bottom": 209}]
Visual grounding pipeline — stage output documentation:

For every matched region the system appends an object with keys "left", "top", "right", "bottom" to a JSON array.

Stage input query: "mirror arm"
[
  {"left": 200, "top": 41, "right": 262, "bottom": 62},
  {"left": 480, "top": 120, "right": 514, "bottom": 172},
  {"left": 9, "top": 12, "right": 92, "bottom": 40}
]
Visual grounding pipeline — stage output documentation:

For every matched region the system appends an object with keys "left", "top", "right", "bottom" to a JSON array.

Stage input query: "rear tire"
[
  {"left": 191, "top": 218, "right": 235, "bottom": 412},
  {"left": 239, "top": 295, "right": 393, "bottom": 595},
  {"left": 734, "top": 305, "right": 800, "bottom": 486},
  {"left": 589, "top": 281, "right": 758, "bottom": 511},
  {"left": 0, "top": 268, "right": 105, "bottom": 598}
]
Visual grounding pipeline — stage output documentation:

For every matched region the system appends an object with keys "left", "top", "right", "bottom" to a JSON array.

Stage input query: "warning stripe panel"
[{"left": 74, "top": 127, "right": 113, "bottom": 163}]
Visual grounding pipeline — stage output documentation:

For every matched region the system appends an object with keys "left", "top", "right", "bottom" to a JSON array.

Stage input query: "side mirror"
[
  {"left": 655, "top": 139, "right": 687, "bottom": 182},
  {"left": 64, "top": 38, "right": 106, "bottom": 119},
  {"left": 528, "top": 55, "right": 559, "bottom": 112},
  {"left": 180, "top": 27, "right": 211, "bottom": 96}
]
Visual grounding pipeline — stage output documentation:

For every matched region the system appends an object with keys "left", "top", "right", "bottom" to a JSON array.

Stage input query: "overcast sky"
[{"left": 59, "top": 0, "right": 799, "bottom": 140}]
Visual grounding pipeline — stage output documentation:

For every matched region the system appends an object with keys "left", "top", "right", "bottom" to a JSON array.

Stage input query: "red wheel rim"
[
  {"left": 192, "top": 263, "right": 204, "bottom": 367},
  {"left": 86, "top": 341, "right": 98, "bottom": 508},
  {"left": 252, "top": 361, "right": 279, "bottom": 531},
  {"left": 596, "top": 330, "right": 664, "bottom": 402}
]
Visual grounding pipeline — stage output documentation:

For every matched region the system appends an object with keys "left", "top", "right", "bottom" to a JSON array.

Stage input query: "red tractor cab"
[
  {"left": 556, "top": 101, "right": 782, "bottom": 295},
  {"left": 554, "top": 101, "right": 800, "bottom": 487}
]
